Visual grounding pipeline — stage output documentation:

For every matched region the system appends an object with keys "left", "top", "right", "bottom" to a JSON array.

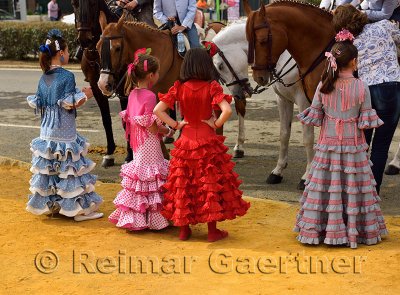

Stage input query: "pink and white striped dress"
[
  {"left": 294, "top": 74, "right": 388, "bottom": 249},
  {"left": 109, "top": 88, "right": 169, "bottom": 231}
]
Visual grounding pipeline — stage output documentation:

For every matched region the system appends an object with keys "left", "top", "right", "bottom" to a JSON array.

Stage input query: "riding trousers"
[{"left": 364, "top": 81, "right": 400, "bottom": 193}]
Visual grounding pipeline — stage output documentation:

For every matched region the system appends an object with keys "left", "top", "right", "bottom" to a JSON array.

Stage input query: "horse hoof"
[
  {"left": 266, "top": 173, "right": 283, "bottom": 184},
  {"left": 124, "top": 155, "right": 133, "bottom": 164},
  {"left": 297, "top": 180, "right": 306, "bottom": 191},
  {"left": 234, "top": 150, "right": 244, "bottom": 158},
  {"left": 101, "top": 156, "right": 115, "bottom": 168},
  {"left": 385, "top": 165, "right": 400, "bottom": 175}
]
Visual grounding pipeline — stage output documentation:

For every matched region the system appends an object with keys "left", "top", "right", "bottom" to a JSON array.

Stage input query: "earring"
[
  {"left": 148, "top": 81, "right": 154, "bottom": 89},
  {"left": 60, "top": 56, "right": 65, "bottom": 62}
]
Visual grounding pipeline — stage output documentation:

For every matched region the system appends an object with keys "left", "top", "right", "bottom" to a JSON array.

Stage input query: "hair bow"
[
  {"left": 127, "top": 48, "right": 152, "bottom": 74},
  {"left": 335, "top": 30, "right": 355, "bottom": 43},
  {"left": 39, "top": 44, "right": 51, "bottom": 56},
  {"left": 47, "top": 29, "right": 63, "bottom": 39},
  {"left": 204, "top": 41, "right": 218, "bottom": 57},
  {"left": 325, "top": 51, "right": 337, "bottom": 74}
]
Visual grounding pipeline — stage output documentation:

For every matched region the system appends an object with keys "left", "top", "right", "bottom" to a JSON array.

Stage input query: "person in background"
[
  {"left": 154, "top": 0, "right": 201, "bottom": 48},
  {"left": 319, "top": 0, "right": 359, "bottom": 11},
  {"left": 359, "top": 0, "right": 400, "bottom": 22},
  {"left": 115, "top": 0, "right": 156, "bottom": 27},
  {"left": 48, "top": 0, "right": 59, "bottom": 21},
  {"left": 333, "top": 4, "right": 400, "bottom": 193}
]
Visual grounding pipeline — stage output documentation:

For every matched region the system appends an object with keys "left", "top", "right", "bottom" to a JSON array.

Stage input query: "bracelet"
[
  {"left": 213, "top": 120, "right": 220, "bottom": 129},
  {"left": 173, "top": 121, "right": 179, "bottom": 129},
  {"left": 166, "top": 127, "right": 173, "bottom": 137}
]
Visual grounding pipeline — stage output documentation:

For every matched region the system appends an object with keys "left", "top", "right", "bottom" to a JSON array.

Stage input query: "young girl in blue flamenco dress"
[{"left": 26, "top": 30, "right": 103, "bottom": 221}]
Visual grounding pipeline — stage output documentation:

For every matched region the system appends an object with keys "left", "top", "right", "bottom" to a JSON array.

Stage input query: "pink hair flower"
[{"left": 335, "top": 30, "right": 355, "bottom": 42}]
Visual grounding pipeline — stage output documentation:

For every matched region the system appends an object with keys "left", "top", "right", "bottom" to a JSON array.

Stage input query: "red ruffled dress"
[{"left": 158, "top": 79, "right": 250, "bottom": 226}]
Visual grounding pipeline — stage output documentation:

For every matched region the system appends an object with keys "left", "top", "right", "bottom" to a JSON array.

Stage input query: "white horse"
[{"left": 211, "top": 21, "right": 314, "bottom": 189}]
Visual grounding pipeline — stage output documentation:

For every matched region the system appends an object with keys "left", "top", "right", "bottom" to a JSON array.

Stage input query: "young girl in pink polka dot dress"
[{"left": 109, "top": 50, "right": 174, "bottom": 230}]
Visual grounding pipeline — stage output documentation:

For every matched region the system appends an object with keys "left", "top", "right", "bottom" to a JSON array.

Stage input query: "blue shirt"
[{"left": 153, "top": 0, "right": 197, "bottom": 29}]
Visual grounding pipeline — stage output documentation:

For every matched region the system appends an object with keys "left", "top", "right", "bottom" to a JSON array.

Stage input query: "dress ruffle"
[
  {"left": 294, "top": 152, "right": 388, "bottom": 248},
  {"left": 29, "top": 173, "right": 97, "bottom": 198},
  {"left": 57, "top": 88, "right": 87, "bottom": 109},
  {"left": 297, "top": 106, "right": 323, "bottom": 127},
  {"left": 27, "top": 192, "right": 103, "bottom": 217},
  {"left": 358, "top": 107, "right": 384, "bottom": 129},
  {"left": 27, "top": 94, "right": 41, "bottom": 109},
  {"left": 158, "top": 80, "right": 181, "bottom": 110},
  {"left": 161, "top": 135, "right": 250, "bottom": 226},
  {"left": 30, "top": 134, "right": 89, "bottom": 161},
  {"left": 30, "top": 154, "right": 96, "bottom": 178},
  {"left": 210, "top": 81, "right": 233, "bottom": 110},
  {"left": 109, "top": 159, "right": 169, "bottom": 230}
]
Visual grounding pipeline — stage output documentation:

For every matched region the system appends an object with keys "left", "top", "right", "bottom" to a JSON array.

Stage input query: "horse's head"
[
  {"left": 212, "top": 43, "right": 252, "bottom": 100},
  {"left": 244, "top": 0, "right": 288, "bottom": 86},
  {"left": 97, "top": 12, "right": 128, "bottom": 96},
  {"left": 72, "top": 0, "right": 100, "bottom": 49}
]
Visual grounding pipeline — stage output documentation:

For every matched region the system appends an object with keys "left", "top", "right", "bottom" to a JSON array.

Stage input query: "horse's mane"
[
  {"left": 122, "top": 20, "right": 165, "bottom": 34},
  {"left": 268, "top": 0, "right": 332, "bottom": 19}
]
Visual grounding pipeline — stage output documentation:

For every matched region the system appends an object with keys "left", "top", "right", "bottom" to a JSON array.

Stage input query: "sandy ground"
[{"left": 1, "top": 165, "right": 400, "bottom": 295}]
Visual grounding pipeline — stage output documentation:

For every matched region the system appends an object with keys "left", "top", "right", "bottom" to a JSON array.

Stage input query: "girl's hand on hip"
[
  {"left": 201, "top": 116, "right": 218, "bottom": 129},
  {"left": 82, "top": 87, "right": 93, "bottom": 99},
  {"left": 176, "top": 121, "right": 189, "bottom": 130}
]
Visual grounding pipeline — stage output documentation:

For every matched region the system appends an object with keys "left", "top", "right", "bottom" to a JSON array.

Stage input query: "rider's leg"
[{"left": 186, "top": 25, "right": 201, "bottom": 48}]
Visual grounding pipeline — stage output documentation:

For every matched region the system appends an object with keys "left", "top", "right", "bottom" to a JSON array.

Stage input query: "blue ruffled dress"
[{"left": 26, "top": 67, "right": 103, "bottom": 217}]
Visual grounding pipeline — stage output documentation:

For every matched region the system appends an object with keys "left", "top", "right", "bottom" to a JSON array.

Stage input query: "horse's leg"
[
  {"left": 91, "top": 83, "right": 117, "bottom": 167},
  {"left": 267, "top": 94, "right": 293, "bottom": 184},
  {"left": 118, "top": 96, "right": 133, "bottom": 163},
  {"left": 233, "top": 98, "right": 246, "bottom": 158},
  {"left": 297, "top": 98, "right": 314, "bottom": 190},
  {"left": 385, "top": 143, "right": 400, "bottom": 175}
]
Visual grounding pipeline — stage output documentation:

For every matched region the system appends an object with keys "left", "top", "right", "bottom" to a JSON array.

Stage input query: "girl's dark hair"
[
  {"left": 333, "top": 4, "right": 369, "bottom": 37},
  {"left": 39, "top": 33, "right": 67, "bottom": 73},
  {"left": 320, "top": 41, "right": 358, "bottom": 94},
  {"left": 180, "top": 48, "right": 218, "bottom": 82},
  {"left": 124, "top": 55, "right": 160, "bottom": 95}
]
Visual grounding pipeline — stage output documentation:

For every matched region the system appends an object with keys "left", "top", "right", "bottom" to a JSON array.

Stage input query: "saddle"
[{"left": 159, "top": 19, "right": 190, "bottom": 57}]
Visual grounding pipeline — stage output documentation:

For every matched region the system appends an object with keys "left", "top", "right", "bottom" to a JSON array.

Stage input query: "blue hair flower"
[
  {"left": 47, "top": 29, "right": 63, "bottom": 39},
  {"left": 39, "top": 44, "right": 51, "bottom": 56}
]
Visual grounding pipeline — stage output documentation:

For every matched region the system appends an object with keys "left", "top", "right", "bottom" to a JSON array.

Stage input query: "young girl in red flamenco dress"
[
  {"left": 154, "top": 48, "right": 250, "bottom": 241},
  {"left": 109, "top": 49, "right": 174, "bottom": 231}
]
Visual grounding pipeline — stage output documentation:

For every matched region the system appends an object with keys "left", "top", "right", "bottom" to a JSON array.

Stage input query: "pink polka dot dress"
[{"left": 109, "top": 88, "right": 169, "bottom": 230}]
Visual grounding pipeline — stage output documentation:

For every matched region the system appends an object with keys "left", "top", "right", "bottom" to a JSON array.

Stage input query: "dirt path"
[{"left": 1, "top": 165, "right": 399, "bottom": 294}]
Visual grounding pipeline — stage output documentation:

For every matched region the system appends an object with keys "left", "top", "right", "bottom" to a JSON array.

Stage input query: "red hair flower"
[
  {"left": 335, "top": 30, "right": 355, "bottom": 43},
  {"left": 205, "top": 42, "right": 218, "bottom": 57}
]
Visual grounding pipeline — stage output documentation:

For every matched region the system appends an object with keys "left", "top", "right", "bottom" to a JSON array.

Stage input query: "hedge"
[{"left": 0, "top": 22, "right": 78, "bottom": 60}]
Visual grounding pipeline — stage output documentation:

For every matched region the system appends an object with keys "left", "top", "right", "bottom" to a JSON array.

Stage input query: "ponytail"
[
  {"left": 39, "top": 29, "right": 67, "bottom": 72},
  {"left": 320, "top": 60, "right": 339, "bottom": 94},
  {"left": 124, "top": 54, "right": 160, "bottom": 95}
]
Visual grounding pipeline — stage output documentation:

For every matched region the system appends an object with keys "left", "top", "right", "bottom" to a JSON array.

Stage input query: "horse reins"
[{"left": 214, "top": 45, "right": 253, "bottom": 98}]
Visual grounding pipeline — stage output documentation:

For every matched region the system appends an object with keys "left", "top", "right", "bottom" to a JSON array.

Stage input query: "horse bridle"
[
  {"left": 76, "top": 0, "right": 99, "bottom": 34},
  {"left": 247, "top": 12, "right": 335, "bottom": 102},
  {"left": 248, "top": 17, "right": 275, "bottom": 72},
  {"left": 214, "top": 45, "right": 253, "bottom": 97}
]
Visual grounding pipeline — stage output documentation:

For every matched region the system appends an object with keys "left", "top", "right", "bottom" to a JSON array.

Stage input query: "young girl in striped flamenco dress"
[{"left": 294, "top": 30, "right": 388, "bottom": 248}]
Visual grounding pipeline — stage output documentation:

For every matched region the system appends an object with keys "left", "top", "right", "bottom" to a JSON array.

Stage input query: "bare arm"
[
  {"left": 153, "top": 101, "right": 188, "bottom": 130},
  {"left": 202, "top": 99, "right": 232, "bottom": 129}
]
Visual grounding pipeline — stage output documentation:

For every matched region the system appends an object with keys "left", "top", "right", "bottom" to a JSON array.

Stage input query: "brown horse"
[{"left": 243, "top": 0, "right": 335, "bottom": 100}]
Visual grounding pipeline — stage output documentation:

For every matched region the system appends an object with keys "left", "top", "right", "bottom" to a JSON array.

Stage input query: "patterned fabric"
[
  {"left": 294, "top": 78, "right": 388, "bottom": 249},
  {"left": 158, "top": 80, "right": 250, "bottom": 226},
  {"left": 26, "top": 68, "right": 103, "bottom": 217},
  {"left": 354, "top": 20, "right": 400, "bottom": 86},
  {"left": 109, "top": 88, "right": 169, "bottom": 230}
]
